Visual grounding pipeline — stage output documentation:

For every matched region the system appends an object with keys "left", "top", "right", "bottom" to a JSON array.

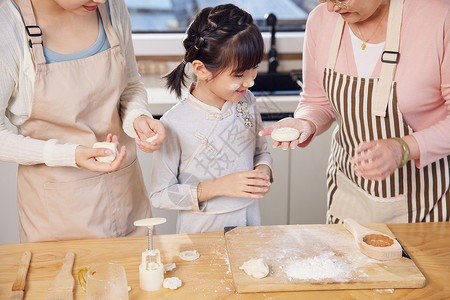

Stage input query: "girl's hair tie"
[{"left": 194, "top": 37, "right": 205, "bottom": 50}]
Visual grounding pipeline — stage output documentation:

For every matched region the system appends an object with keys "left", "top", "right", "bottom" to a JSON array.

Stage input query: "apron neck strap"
[
  {"left": 326, "top": 16, "right": 345, "bottom": 70},
  {"left": 373, "top": 0, "right": 404, "bottom": 117},
  {"left": 325, "top": 0, "right": 404, "bottom": 117},
  {"left": 97, "top": 3, "right": 120, "bottom": 48},
  {"left": 15, "top": 0, "right": 46, "bottom": 65},
  {"left": 14, "top": 1, "right": 117, "bottom": 65}
]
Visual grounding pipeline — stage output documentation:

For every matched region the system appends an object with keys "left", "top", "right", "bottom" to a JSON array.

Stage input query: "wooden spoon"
[{"left": 343, "top": 218, "right": 402, "bottom": 261}]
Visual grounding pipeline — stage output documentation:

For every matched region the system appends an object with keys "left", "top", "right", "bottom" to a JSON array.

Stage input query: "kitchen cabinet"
[{"left": 289, "top": 126, "right": 334, "bottom": 224}]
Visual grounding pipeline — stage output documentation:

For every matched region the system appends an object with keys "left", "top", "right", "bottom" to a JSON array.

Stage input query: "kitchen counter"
[{"left": 0, "top": 222, "right": 449, "bottom": 299}]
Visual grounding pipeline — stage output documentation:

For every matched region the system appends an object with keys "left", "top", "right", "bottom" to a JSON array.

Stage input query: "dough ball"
[
  {"left": 179, "top": 250, "right": 200, "bottom": 261},
  {"left": 271, "top": 127, "right": 300, "bottom": 142},
  {"left": 239, "top": 258, "right": 269, "bottom": 279},
  {"left": 93, "top": 142, "right": 118, "bottom": 163},
  {"left": 163, "top": 277, "right": 182, "bottom": 290},
  {"left": 146, "top": 133, "right": 159, "bottom": 143}
]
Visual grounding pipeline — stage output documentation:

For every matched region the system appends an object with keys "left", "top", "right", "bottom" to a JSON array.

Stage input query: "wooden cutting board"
[{"left": 225, "top": 224, "right": 425, "bottom": 293}]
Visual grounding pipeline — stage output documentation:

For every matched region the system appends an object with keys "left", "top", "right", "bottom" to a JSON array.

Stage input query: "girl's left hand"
[
  {"left": 133, "top": 115, "right": 166, "bottom": 153},
  {"left": 351, "top": 139, "right": 403, "bottom": 181},
  {"left": 254, "top": 164, "right": 272, "bottom": 185}
]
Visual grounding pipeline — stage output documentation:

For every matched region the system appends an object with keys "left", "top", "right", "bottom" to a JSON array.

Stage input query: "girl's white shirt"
[
  {"left": 0, "top": 0, "right": 151, "bottom": 167},
  {"left": 149, "top": 88, "right": 273, "bottom": 233}
]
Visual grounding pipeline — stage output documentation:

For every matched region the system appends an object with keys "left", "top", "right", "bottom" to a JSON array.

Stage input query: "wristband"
[{"left": 391, "top": 137, "right": 409, "bottom": 168}]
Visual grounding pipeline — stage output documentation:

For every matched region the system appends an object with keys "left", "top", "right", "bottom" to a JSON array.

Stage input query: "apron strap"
[
  {"left": 14, "top": 0, "right": 46, "bottom": 65},
  {"left": 97, "top": 3, "right": 121, "bottom": 48},
  {"left": 373, "top": 0, "right": 404, "bottom": 117},
  {"left": 326, "top": 16, "right": 345, "bottom": 70}
]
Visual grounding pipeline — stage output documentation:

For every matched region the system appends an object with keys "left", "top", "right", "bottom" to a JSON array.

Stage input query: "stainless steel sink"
[{"left": 250, "top": 70, "right": 302, "bottom": 96}]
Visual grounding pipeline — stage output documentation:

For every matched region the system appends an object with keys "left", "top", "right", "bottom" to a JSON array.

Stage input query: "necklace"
[{"left": 355, "top": 8, "right": 388, "bottom": 50}]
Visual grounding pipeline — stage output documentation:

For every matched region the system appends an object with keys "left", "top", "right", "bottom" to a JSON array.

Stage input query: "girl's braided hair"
[{"left": 164, "top": 4, "right": 264, "bottom": 98}]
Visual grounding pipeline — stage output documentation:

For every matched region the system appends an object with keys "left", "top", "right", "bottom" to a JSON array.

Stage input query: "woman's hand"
[
  {"left": 258, "top": 117, "right": 316, "bottom": 150},
  {"left": 75, "top": 134, "right": 126, "bottom": 172},
  {"left": 351, "top": 139, "right": 404, "bottom": 181},
  {"left": 197, "top": 170, "right": 271, "bottom": 202},
  {"left": 133, "top": 115, "right": 166, "bottom": 153}
]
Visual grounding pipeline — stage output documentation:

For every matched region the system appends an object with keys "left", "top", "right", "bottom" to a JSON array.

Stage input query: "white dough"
[
  {"left": 179, "top": 250, "right": 200, "bottom": 261},
  {"left": 163, "top": 277, "right": 182, "bottom": 290},
  {"left": 93, "top": 142, "right": 118, "bottom": 163},
  {"left": 270, "top": 127, "right": 300, "bottom": 142},
  {"left": 146, "top": 133, "right": 159, "bottom": 143},
  {"left": 239, "top": 258, "right": 269, "bottom": 279},
  {"left": 164, "top": 263, "right": 176, "bottom": 272}
]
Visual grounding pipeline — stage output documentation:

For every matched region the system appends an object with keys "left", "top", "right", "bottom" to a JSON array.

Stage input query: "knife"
[
  {"left": 10, "top": 251, "right": 32, "bottom": 300},
  {"left": 396, "top": 238, "right": 412, "bottom": 259},
  {"left": 46, "top": 252, "right": 75, "bottom": 300}
]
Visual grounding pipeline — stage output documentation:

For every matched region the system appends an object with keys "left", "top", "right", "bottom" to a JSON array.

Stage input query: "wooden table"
[{"left": 0, "top": 222, "right": 449, "bottom": 299}]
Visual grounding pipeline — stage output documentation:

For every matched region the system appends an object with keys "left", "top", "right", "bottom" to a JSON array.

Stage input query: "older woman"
[
  {"left": 0, "top": 0, "right": 165, "bottom": 242},
  {"left": 260, "top": 0, "right": 450, "bottom": 224}
]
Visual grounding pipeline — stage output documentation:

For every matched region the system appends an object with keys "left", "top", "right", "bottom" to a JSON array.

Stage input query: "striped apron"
[{"left": 325, "top": 0, "right": 450, "bottom": 224}]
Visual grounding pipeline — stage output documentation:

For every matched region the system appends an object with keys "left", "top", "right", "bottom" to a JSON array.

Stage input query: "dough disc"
[
  {"left": 239, "top": 258, "right": 269, "bottom": 279},
  {"left": 179, "top": 250, "right": 200, "bottom": 261},
  {"left": 271, "top": 127, "right": 300, "bottom": 142}
]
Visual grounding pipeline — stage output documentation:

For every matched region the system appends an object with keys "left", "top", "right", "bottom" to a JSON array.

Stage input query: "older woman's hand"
[
  {"left": 133, "top": 115, "right": 166, "bottom": 153},
  {"left": 258, "top": 117, "right": 316, "bottom": 150},
  {"left": 352, "top": 139, "right": 404, "bottom": 181}
]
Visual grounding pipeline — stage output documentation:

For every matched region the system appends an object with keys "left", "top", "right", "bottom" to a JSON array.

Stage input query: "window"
[
  {"left": 126, "top": 0, "right": 321, "bottom": 56},
  {"left": 126, "top": 0, "right": 320, "bottom": 33}
]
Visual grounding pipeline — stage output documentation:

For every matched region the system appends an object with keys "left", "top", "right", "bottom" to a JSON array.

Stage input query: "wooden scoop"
[{"left": 343, "top": 219, "right": 402, "bottom": 261}]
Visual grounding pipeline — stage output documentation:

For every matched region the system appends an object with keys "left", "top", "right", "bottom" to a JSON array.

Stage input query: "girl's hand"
[
  {"left": 198, "top": 170, "right": 271, "bottom": 202},
  {"left": 258, "top": 117, "right": 316, "bottom": 150},
  {"left": 254, "top": 164, "right": 272, "bottom": 184},
  {"left": 133, "top": 115, "right": 166, "bottom": 153},
  {"left": 351, "top": 139, "right": 403, "bottom": 181},
  {"left": 75, "top": 134, "right": 126, "bottom": 172}
]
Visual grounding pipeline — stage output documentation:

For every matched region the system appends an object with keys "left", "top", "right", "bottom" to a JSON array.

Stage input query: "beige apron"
[
  {"left": 15, "top": 0, "right": 150, "bottom": 242},
  {"left": 325, "top": 0, "right": 450, "bottom": 224}
]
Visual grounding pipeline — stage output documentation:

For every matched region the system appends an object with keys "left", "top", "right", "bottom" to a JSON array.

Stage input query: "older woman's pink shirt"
[{"left": 294, "top": 0, "right": 450, "bottom": 167}]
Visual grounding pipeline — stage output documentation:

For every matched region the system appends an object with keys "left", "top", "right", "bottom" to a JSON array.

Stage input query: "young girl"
[{"left": 150, "top": 4, "right": 273, "bottom": 234}]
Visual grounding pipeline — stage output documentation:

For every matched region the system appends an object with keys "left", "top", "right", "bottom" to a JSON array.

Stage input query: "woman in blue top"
[{"left": 0, "top": 0, "right": 165, "bottom": 242}]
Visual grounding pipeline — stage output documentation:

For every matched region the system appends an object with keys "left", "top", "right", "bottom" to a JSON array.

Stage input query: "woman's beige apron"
[
  {"left": 325, "top": 0, "right": 450, "bottom": 224},
  {"left": 15, "top": 0, "right": 150, "bottom": 242}
]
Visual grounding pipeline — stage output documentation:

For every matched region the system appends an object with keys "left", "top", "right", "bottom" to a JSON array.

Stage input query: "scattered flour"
[
  {"left": 375, "top": 288, "right": 395, "bottom": 294},
  {"left": 285, "top": 251, "right": 354, "bottom": 281}
]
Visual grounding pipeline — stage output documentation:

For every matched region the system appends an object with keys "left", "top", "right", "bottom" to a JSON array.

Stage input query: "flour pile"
[{"left": 285, "top": 251, "right": 354, "bottom": 281}]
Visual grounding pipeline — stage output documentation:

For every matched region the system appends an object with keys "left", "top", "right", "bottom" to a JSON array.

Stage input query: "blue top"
[{"left": 12, "top": 1, "right": 111, "bottom": 63}]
